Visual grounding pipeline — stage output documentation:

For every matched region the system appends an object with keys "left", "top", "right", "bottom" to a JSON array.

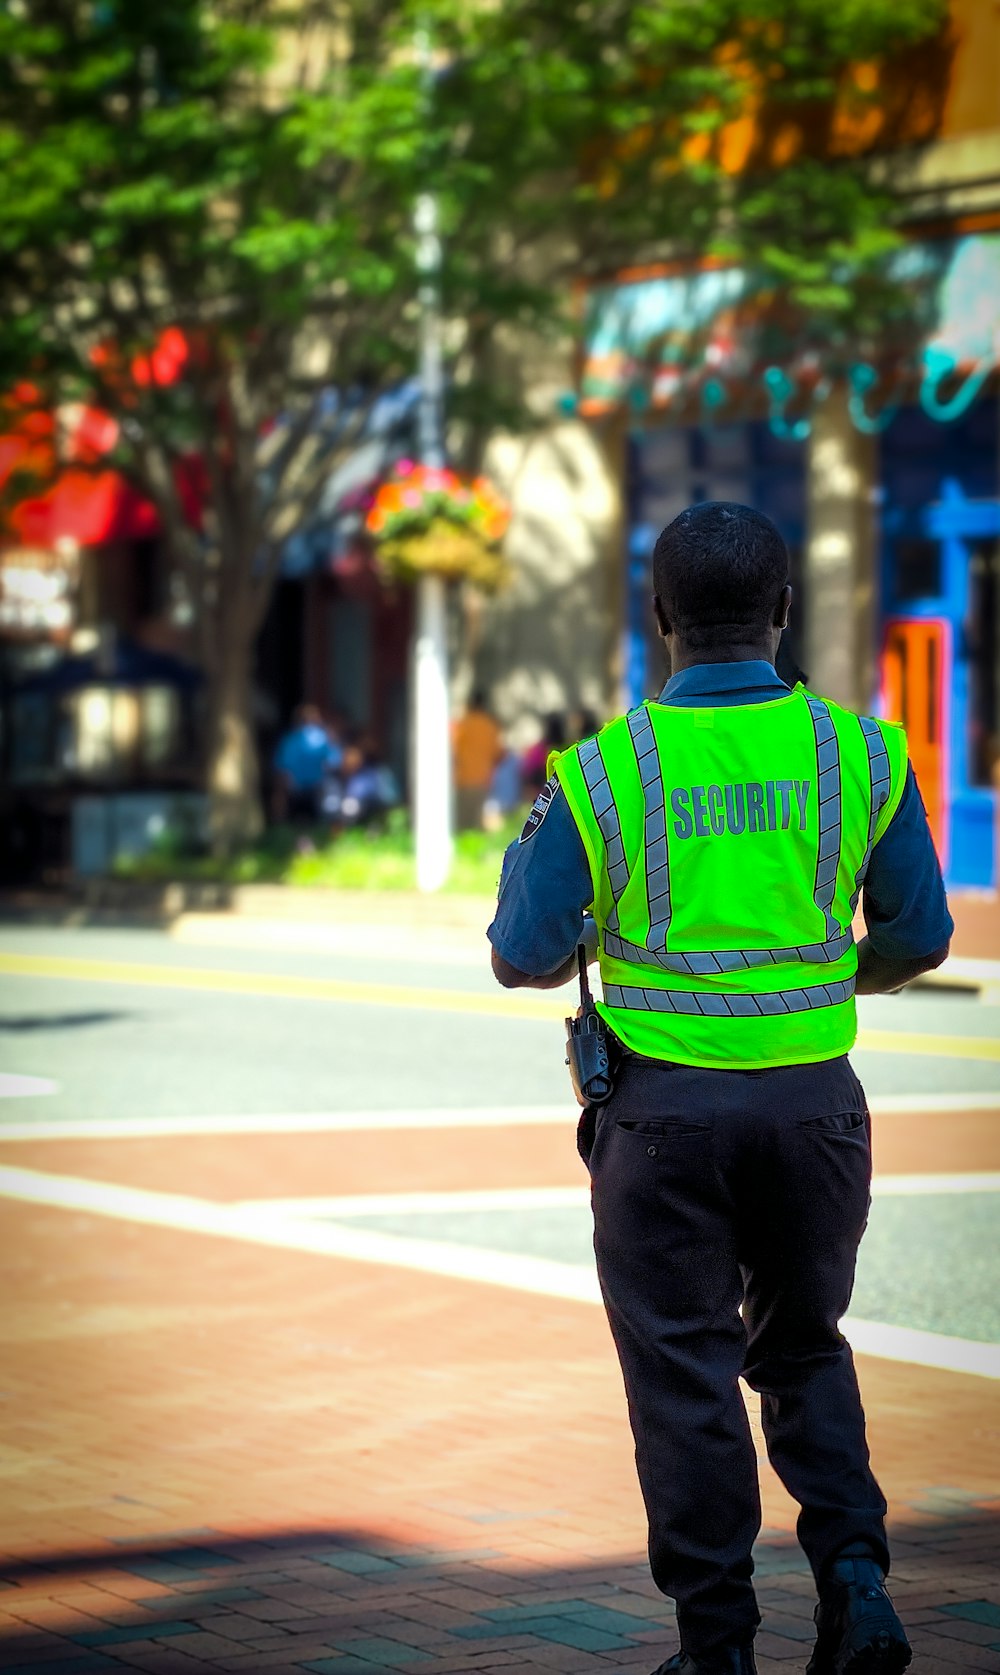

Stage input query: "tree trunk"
[
  {"left": 204, "top": 627, "right": 263, "bottom": 857},
  {"left": 804, "top": 381, "right": 878, "bottom": 713}
]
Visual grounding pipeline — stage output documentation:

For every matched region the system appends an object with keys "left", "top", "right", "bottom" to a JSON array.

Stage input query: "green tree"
[{"left": 0, "top": 0, "right": 945, "bottom": 846}]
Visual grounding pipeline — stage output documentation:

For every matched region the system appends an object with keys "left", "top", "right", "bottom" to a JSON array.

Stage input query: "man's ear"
[
  {"left": 774, "top": 584, "right": 792, "bottom": 631},
  {"left": 652, "top": 594, "right": 671, "bottom": 639}
]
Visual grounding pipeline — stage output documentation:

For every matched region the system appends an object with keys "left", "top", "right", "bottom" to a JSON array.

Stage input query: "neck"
[{"left": 668, "top": 639, "right": 776, "bottom": 676}]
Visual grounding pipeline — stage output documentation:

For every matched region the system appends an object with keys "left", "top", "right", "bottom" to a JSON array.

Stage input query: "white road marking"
[
  {"left": 865, "top": 1091, "right": 1000, "bottom": 1114},
  {"left": 0, "top": 1105, "right": 577, "bottom": 1141},
  {"left": 237, "top": 1186, "right": 592, "bottom": 1217},
  {"left": 839, "top": 1319, "right": 1000, "bottom": 1381},
  {"left": 236, "top": 1173, "right": 1000, "bottom": 1218},
  {"left": 870, "top": 1172, "right": 1000, "bottom": 1196},
  {"left": 0, "top": 1164, "right": 600, "bottom": 1303},
  {"left": 0, "top": 1090, "right": 998, "bottom": 1143},
  {"left": 0, "top": 1074, "right": 58, "bottom": 1099},
  {"left": 0, "top": 1163, "right": 997, "bottom": 1380}
]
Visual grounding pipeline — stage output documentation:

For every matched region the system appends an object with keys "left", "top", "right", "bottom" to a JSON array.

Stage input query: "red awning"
[{"left": 10, "top": 469, "right": 160, "bottom": 546}]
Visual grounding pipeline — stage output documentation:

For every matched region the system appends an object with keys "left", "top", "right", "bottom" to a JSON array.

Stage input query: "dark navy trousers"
[{"left": 582, "top": 1052, "right": 889, "bottom": 1659}]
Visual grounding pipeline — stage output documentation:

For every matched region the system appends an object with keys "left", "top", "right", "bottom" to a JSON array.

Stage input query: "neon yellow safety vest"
[{"left": 551, "top": 685, "right": 908, "bottom": 1071}]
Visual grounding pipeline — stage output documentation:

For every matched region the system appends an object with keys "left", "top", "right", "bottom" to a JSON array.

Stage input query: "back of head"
[{"left": 652, "top": 501, "right": 789, "bottom": 649}]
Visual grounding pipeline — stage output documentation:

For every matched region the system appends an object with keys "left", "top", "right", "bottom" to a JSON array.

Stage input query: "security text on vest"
[{"left": 670, "top": 780, "right": 810, "bottom": 839}]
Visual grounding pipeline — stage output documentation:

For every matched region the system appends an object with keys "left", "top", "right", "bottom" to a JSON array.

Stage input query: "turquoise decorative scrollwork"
[
  {"left": 920, "top": 344, "right": 998, "bottom": 424},
  {"left": 847, "top": 362, "right": 898, "bottom": 434},
  {"left": 763, "top": 366, "right": 823, "bottom": 442},
  {"left": 700, "top": 376, "right": 727, "bottom": 420}
]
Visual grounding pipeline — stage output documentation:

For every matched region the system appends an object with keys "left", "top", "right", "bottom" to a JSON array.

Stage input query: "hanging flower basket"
[{"left": 365, "top": 462, "right": 510, "bottom": 592}]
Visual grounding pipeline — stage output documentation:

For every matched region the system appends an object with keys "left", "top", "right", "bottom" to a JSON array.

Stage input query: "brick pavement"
[
  {"left": 1, "top": 1112, "right": 998, "bottom": 1674},
  {"left": 948, "top": 893, "right": 1000, "bottom": 964}
]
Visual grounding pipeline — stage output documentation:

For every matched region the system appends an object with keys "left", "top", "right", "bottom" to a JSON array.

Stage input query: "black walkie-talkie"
[{"left": 565, "top": 944, "right": 615, "bottom": 1107}]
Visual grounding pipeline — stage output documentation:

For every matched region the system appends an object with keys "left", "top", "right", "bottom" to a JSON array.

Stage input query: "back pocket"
[
  {"left": 799, "top": 1109, "right": 867, "bottom": 1135},
  {"left": 616, "top": 1118, "right": 710, "bottom": 1140}
]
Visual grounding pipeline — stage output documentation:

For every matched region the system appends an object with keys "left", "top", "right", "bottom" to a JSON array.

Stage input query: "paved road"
[
  {"left": 1, "top": 919, "right": 998, "bottom": 1360},
  {"left": 1, "top": 921, "right": 999, "bottom": 1121},
  {"left": 1, "top": 917, "right": 998, "bottom": 1674}
]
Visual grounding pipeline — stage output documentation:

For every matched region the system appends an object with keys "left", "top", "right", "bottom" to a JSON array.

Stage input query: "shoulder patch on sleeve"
[{"left": 519, "top": 775, "right": 559, "bottom": 843}]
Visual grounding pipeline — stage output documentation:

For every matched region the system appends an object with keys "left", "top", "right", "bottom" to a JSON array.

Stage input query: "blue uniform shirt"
[{"left": 488, "top": 661, "right": 953, "bottom": 977}]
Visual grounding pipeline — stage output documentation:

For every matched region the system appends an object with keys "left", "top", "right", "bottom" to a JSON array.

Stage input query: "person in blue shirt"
[
  {"left": 272, "top": 704, "right": 342, "bottom": 824},
  {"left": 489, "top": 503, "right": 952, "bottom": 1675}
]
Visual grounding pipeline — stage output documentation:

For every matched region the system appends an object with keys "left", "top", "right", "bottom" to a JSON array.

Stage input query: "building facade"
[{"left": 481, "top": 0, "right": 999, "bottom": 887}]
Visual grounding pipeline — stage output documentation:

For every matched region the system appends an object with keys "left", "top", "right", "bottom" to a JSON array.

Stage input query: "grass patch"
[{"left": 114, "top": 809, "right": 520, "bottom": 894}]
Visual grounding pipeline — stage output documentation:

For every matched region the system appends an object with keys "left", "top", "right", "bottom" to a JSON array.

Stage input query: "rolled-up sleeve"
[{"left": 488, "top": 783, "right": 594, "bottom": 976}]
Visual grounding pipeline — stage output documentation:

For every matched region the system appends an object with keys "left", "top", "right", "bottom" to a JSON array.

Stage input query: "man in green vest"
[{"left": 489, "top": 502, "right": 952, "bottom": 1675}]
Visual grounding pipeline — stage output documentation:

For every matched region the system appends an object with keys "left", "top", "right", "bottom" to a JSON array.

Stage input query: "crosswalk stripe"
[{"left": 0, "top": 1162, "right": 996, "bottom": 1380}]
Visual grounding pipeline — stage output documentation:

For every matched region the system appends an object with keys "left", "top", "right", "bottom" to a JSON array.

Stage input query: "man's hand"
[{"left": 854, "top": 934, "right": 950, "bottom": 995}]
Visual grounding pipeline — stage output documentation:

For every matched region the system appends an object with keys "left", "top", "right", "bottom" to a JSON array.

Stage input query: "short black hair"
[{"left": 652, "top": 501, "right": 789, "bottom": 649}]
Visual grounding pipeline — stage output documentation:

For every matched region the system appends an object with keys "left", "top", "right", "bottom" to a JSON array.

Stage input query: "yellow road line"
[
  {"left": 0, "top": 950, "right": 565, "bottom": 1022},
  {"left": 1, "top": 950, "right": 998, "bottom": 1060},
  {"left": 857, "top": 1028, "right": 1000, "bottom": 1063}
]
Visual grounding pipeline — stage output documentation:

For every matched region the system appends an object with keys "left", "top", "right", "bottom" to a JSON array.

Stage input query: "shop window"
[
  {"left": 65, "top": 687, "right": 142, "bottom": 778},
  {"left": 893, "top": 538, "right": 941, "bottom": 602},
  {"left": 10, "top": 693, "right": 56, "bottom": 784},
  {"left": 140, "top": 686, "right": 181, "bottom": 768},
  {"left": 968, "top": 540, "right": 999, "bottom": 789}
]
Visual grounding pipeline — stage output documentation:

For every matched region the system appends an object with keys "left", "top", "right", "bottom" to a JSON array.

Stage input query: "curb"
[{"left": 0, "top": 880, "right": 495, "bottom": 933}]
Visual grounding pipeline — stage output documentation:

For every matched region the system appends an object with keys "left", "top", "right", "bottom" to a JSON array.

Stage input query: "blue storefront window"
[
  {"left": 627, "top": 399, "right": 999, "bottom": 889},
  {"left": 881, "top": 400, "right": 999, "bottom": 889}
]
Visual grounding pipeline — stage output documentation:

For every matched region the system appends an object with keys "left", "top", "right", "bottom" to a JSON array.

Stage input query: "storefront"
[{"left": 580, "top": 233, "right": 1000, "bottom": 888}]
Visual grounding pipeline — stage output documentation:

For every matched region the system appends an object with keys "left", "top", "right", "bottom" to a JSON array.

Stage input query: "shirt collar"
[{"left": 657, "top": 660, "right": 790, "bottom": 702}]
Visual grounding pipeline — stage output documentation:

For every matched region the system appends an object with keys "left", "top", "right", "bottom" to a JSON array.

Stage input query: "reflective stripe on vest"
[
  {"left": 626, "top": 706, "right": 671, "bottom": 946},
  {"left": 603, "top": 977, "right": 856, "bottom": 1017},
  {"left": 578, "top": 735, "right": 626, "bottom": 934},
  {"left": 806, "top": 697, "right": 841, "bottom": 942},
  {"left": 851, "top": 715, "right": 892, "bottom": 910},
  {"left": 591, "top": 695, "right": 851, "bottom": 975}
]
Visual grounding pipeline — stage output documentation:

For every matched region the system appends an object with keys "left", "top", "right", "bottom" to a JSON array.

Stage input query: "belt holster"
[{"left": 565, "top": 944, "right": 615, "bottom": 1107}]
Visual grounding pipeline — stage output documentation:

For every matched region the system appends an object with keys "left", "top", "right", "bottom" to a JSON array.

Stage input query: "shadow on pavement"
[
  {"left": 0, "top": 1011, "right": 137, "bottom": 1033},
  {"left": 0, "top": 1507, "right": 998, "bottom": 1674}
]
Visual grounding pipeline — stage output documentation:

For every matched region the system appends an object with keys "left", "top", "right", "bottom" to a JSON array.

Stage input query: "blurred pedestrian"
[
  {"left": 453, "top": 690, "right": 503, "bottom": 831},
  {"left": 566, "top": 706, "right": 600, "bottom": 746},
  {"left": 483, "top": 743, "right": 523, "bottom": 832},
  {"left": 336, "top": 734, "right": 399, "bottom": 828},
  {"left": 521, "top": 712, "right": 566, "bottom": 798},
  {"left": 271, "top": 703, "right": 342, "bottom": 825},
  {"left": 489, "top": 501, "right": 953, "bottom": 1675}
]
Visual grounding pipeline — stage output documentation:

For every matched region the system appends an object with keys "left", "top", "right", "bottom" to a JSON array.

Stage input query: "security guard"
[{"left": 489, "top": 503, "right": 952, "bottom": 1675}]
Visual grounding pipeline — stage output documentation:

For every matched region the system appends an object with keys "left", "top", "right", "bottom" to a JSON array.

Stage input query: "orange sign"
[{"left": 882, "top": 617, "right": 949, "bottom": 864}]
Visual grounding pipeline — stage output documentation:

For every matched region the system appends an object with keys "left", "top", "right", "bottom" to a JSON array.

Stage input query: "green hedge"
[{"left": 114, "top": 808, "right": 522, "bottom": 894}]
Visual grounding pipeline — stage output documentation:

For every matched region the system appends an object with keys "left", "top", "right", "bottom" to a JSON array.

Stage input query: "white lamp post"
[{"left": 412, "top": 185, "right": 453, "bottom": 892}]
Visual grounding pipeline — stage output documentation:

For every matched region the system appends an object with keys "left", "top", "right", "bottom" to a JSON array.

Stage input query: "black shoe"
[
  {"left": 807, "top": 1556, "right": 911, "bottom": 1675},
  {"left": 652, "top": 1646, "right": 757, "bottom": 1675}
]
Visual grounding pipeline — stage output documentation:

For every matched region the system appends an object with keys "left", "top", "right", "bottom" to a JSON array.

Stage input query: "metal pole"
[{"left": 412, "top": 163, "right": 453, "bottom": 891}]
